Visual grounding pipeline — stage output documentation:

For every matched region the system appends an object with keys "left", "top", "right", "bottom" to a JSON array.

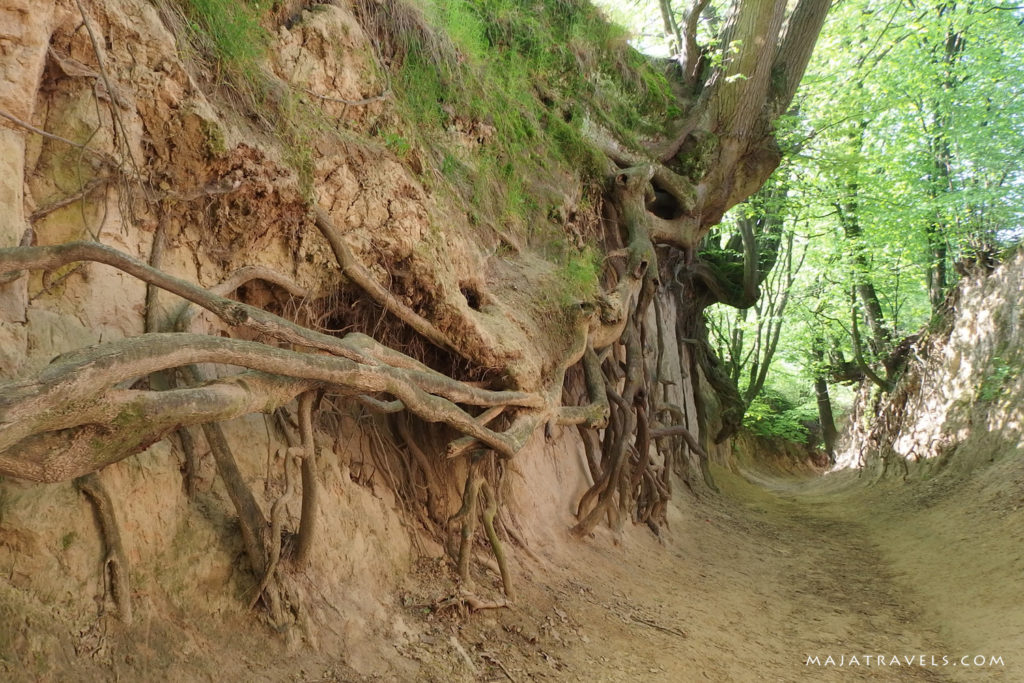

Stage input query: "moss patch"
[{"left": 362, "top": 0, "right": 676, "bottom": 248}]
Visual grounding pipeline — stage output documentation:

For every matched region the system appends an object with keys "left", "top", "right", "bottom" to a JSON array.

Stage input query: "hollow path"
[{"left": 434, "top": 456, "right": 1023, "bottom": 682}]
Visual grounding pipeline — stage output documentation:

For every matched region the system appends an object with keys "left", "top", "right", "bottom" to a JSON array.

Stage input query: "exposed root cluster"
[
  {"left": 449, "top": 452, "right": 515, "bottom": 601},
  {"left": 0, "top": 154, "right": 713, "bottom": 620},
  {"left": 0, "top": 145, "right": 723, "bottom": 628},
  {"left": 0, "top": 0, "right": 834, "bottom": 647},
  {"left": 569, "top": 168, "right": 708, "bottom": 537}
]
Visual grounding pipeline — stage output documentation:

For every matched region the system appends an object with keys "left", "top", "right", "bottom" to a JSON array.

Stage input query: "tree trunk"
[
  {"left": 927, "top": 234, "right": 948, "bottom": 312},
  {"left": 812, "top": 338, "right": 839, "bottom": 461},
  {"left": 924, "top": 26, "right": 965, "bottom": 313},
  {"left": 837, "top": 183, "right": 890, "bottom": 350}
]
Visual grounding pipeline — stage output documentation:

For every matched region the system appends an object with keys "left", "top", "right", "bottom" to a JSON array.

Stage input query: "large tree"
[
  {"left": 700, "top": 0, "right": 1024, "bottom": 452},
  {"left": 0, "top": 0, "right": 829, "bottom": 615}
]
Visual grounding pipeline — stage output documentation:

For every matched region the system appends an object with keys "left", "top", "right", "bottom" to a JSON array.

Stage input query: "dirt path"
[
  {"left": 539, "top": 468, "right": 952, "bottom": 682},
  {"left": 404, "top": 457, "right": 1021, "bottom": 682}
]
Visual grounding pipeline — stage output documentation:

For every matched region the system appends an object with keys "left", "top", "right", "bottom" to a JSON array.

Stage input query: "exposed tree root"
[
  {"left": 650, "top": 423, "right": 718, "bottom": 492},
  {"left": 313, "top": 208, "right": 456, "bottom": 353},
  {"left": 557, "top": 345, "right": 610, "bottom": 428},
  {"left": 452, "top": 457, "right": 484, "bottom": 586},
  {"left": 249, "top": 445, "right": 299, "bottom": 611},
  {"left": 395, "top": 415, "right": 446, "bottom": 524},
  {"left": 573, "top": 292, "right": 657, "bottom": 536},
  {"left": 0, "top": 242, "right": 364, "bottom": 361},
  {"left": 189, "top": 381, "right": 271, "bottom": 578},
  {"left": 431, "top": 591, "right": 510, "bottom": 614},
  {"left": 176, "top": 426, "right": 200, "bottom": 499},
  {"left": 295, "top": 392, "right": 319, "bottom": 567},
  {"left": 446, "top": 451, "right": 517, "bottom": 600},
  {"left": 74, "top": 473, "right": 133, "bottom": 625},
  {"left": 0, "top": 331, "right": 542, "bottom": 479},
  {"left": 444, "top": 406, "right": 509, "bottom": 460},
  {"left": 568, "top": 163, "right": 715, "bottom": 536},
  {"left": 480, "top": 479, "right": 514, "bottom": 600}
]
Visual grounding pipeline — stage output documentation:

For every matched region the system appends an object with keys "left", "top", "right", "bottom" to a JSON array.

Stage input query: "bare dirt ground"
[
  {"left": 393, "top": 453, "right": 1023, "bottom": 682},
  {"left": 10, "top": 449, "right": 1017, "bottom": 682}
]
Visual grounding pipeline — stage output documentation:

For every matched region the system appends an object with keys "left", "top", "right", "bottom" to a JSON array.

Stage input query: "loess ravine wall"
[
  {"left": 836, "top": 250, "right": 1024, "bottom": 478},
  {"left": 0, "top": 1, "right": 715, "bottom": 678}
]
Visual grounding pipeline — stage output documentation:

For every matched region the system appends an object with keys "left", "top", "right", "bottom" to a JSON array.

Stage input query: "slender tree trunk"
[
  {"left": 924, "top": 26, "right": 964, "bottom": 313},
  {"left": 926, "top": 233, "right": 948, "bottom": 311},
  {"left": 838, "top": 204, "right": 889, "bottom": 347},
  {"left": 812, "top": 337, "right": 838, "bottom": 462},
  {"left": 925, "top": 114, "right": 955, "bottom": 313},
  {"left": 835, "top": 140, "right": 892, "bottom": 355},
  {"left": 658, "top": 0, "right": 683, "bottom": 58}
]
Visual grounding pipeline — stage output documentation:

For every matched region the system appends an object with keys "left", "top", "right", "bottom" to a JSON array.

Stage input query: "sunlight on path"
[
  {"left": 528, "top": 456, "right": 1021, "bottom": 682},
  {"left": 732, "top": 457, "right": 1023, "bottom": 682}
]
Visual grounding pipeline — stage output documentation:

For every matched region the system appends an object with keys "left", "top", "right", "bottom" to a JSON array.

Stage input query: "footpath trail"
[{"left": 442, "top": 457, "right": 1022, "bottom": 682}]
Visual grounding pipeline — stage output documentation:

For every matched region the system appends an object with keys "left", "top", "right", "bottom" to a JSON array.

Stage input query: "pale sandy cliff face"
[
  {"left": 837, "top": 251, "right": 1024, "bottom": 475},
  {"left": 0, "top": 1, "right": 740, "bottom": 678},
  {"left": 0, "top": 1, "right": 606, "bottom": 677}
]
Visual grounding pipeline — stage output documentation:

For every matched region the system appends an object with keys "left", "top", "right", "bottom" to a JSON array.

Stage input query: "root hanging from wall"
[{"left": 73, "top": 473, "right": 133, "bottom": 625}]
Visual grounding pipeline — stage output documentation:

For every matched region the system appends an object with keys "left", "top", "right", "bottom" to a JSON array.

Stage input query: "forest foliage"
[{"left": 602, "top": 0, "right": 1024, "bottom": 447}]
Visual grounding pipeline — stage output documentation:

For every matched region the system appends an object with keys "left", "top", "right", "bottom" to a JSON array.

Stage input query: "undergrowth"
[
  {"left": 360, "top": 0, "right": 678, "bottom": 252},
  {"left": 178, "top": 0, "right": 269, "bottom": 87},
  {"left": 744, "top": 388, "right": 818, "bottom": 443},
  {"left": 176, "top": 0, "right": 678, "bottom": 292}
]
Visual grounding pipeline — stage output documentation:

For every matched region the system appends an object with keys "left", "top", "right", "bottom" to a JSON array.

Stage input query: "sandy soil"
[
  {"left": 395, "top": 454, "right": 1023, "bottom": 682},
  {"left": 7, "top": 450, "right": 1017, "bottom": 682}
]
